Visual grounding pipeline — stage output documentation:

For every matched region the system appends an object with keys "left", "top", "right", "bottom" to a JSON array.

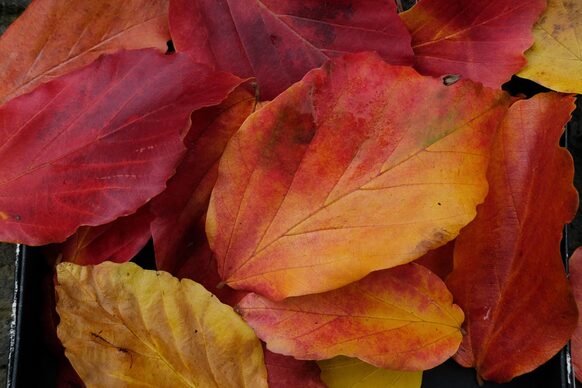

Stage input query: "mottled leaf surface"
[
  {"left": 401, "top": 0, "right": 546, "bottom": 88},
  {"left": 0, "top": 49, "right": 242, "bottom": 245},
  {"left": 447, "top": 93, "right": 579, "bottom": 382},
  {"left": 208, "top": 52, "right": 510, "bottom": 300},
  {"left": 56, "top": 261, "right": 268, "bottom": 387},
  {"left": 237, "top": 263, "right": 464, "bottom": 370},
  {"left": 0, "top": 0, "right": 170, "bottom": 103},
  {"left": 518, "top": 0, "right": 582, "bottom": 93},
  {"left": 318, "top": 356, "right": 422, "bottom": 388},
  {"left": 169, "top": 0, "right": 413, "bottom": 99}
]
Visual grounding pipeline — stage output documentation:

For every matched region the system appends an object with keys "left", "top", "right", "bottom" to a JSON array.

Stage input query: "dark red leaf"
[
  {"left": 263, "top": 346, "right": 325, "bottom": 388},
  {"left": 151, "top": 87, "right": 256, "bottom": 272},
  {"left": 169, "top": 0, "right": 413, "bottom": 99},
  {"left": 0, "top": 48, "right": 243, "bottom": 245},
  {"left": 60, "top": 206, "right": 153, "bottom": 265},
  {"left": 414, "top": 240, "right": 454, "bottom": 280}
]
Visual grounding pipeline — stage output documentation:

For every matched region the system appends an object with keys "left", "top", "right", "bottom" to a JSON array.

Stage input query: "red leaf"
[
  {"left": 151, "top": 87, "right": 256, "bottom": 271},
  {"left": 263, "top": 346, "right": 325, "bottom": 388},
  {"left": 0, "top": 0, "right": 170, "bottom": 104},
  {"left": 569, "top": 247, "right": 582, "bottom": 382},
  {"left": 400, "top": 0, "right": 546, "bottom": 88},
  {"left": 60, "top": 206, "right": 153, "bottom": 265},
  {"left": 0, "top": 48, "right": 243, "bottom": 245},
  {"left": 169, "top": 0, "right": 413, "bottom": 99},
  {"left": 414, "top": 241, "right": 454, "bottom": 280},
  {"left": 446, "top": 93, "right": 579, "bottom": 382}
]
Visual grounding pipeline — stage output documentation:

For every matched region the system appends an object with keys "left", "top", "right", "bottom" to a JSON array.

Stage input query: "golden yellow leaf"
[
  {"left": 55, "top": 261, "right": 268, "bottom": 388},
  {"left": 518, "top": 0, "right": 582, "bottom": 93},
  {"left": 318, "top": 357, "right": 422, "bottom": 388}
]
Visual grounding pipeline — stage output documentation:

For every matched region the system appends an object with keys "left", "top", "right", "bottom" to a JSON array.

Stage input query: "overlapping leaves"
[{"left": 0, "top": 0, "right": 580, "bottom": 386}]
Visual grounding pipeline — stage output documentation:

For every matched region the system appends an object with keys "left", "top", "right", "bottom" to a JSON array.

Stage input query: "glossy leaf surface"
[
  {"left": 61, "top": 206, "right": 152, "bottom": 265},
  {"left": 0, "top": 48, "right": 242, "bottom": 245},
  {"left": 0, "top": 0, "right": 170, "bottom": 103},
  {"left": 518, "top": 0, "right": 582, "bottom": 93},
  {"left": 237, "top": 263, "right": 464, "bottom": 370},
  {"left": 152, "top": 87, "right": 256, "bottom": 272},
  {"left": 169, "top": 0, "right": 413, "bottom": 99},
  {"left": 569, "top": 247, "right": 582, "bottom": 382},
  {"left": 318, "top": 356, "right": 422, "bottom": 388},
  {"left": 56, "top": 261, "right": 268, "bottom": 387},
  {"left": 447, "top": 93, "right": 579, "bottom": 382},
  {"left": 401, "top": 0, "right": 546, "bottom": 88},
  {"left": 264, "top": 347, "right": 325, "bottom": 388},
  {"left": 208, "top": 52, "right": 510, "bottom": 300}
]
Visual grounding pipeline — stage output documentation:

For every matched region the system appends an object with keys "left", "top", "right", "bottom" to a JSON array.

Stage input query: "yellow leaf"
[
  {"left": 55, "top": 261, "right": 268, "bottom": 388},
  {"left": 318, "top": 357, "right": 422, "bottom": 388},
  {"left": 518, "top": 0, "right": 582, "bottom": 93}
]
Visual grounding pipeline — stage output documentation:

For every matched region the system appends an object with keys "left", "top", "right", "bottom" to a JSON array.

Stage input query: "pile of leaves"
[{"left": 1, "top": 0, "right": 582, "bottom": 386}]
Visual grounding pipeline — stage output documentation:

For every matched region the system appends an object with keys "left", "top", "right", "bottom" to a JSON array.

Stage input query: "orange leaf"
[
  {"left": 237, "top": 263, "right": 464, "bottom": 370},
  {"left": 0, "top": 0, "right": 169, "bottom": 104},
  {"left": 208, "top": 52, "right": 511, "bottom": 300},
  {"left": 446, "top": 93, "right": 579, "bottom": 382}
]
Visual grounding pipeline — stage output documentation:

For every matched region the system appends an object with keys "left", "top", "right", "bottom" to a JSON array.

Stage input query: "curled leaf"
[{"left": 56, "top": 261, "right": 268, "bottom": 387}]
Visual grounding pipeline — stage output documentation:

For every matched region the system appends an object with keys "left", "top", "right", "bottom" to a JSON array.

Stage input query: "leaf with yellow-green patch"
[
  {"left": 518, "top": 0, "right": 582, "bottom": 93},
  {"left": 318, "top": 357, "right": 422, "bottom": 388},
  {"left": 55, "top": 261, "right": 268, "bottom": 388}
]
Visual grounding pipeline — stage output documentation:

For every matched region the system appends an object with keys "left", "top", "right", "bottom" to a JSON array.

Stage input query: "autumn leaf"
[
  {"left": 264, "top": 347, "right": 325, "bottom": 388},
  {"left": 237, "top": 263, "right": 464, "bottom": 370},
  {"left": 318, "top": 356, "right": 422, "bottom": 388},
  {"left": 400, "top": 0, "right": 546, "bottom": 88},
  {"left": 60, "top": 206, "right": 153, "bottom": 265},
  {"left": 169, "top": 0, "right": 413, "bottom": 99},
  {"left": 208, "top": 52, "right": 510, "bottom": 300},
  {"left": 0, "top": 48, "right": 242, "bottom": 245},
  {"left": 446, "top": 93, "right": 579, "bottom": 382},
  {"left": 518, "top": 0, "right": 582, "bottom": 93},
  {"left": 151, "top": 87, "right": 256, "bottom": 273},
  {"left": 55, "top": 261, "right": 268, "bottom": 387},
  {"left": 0, "top": 0, "right": 170, "bottom": 104}
]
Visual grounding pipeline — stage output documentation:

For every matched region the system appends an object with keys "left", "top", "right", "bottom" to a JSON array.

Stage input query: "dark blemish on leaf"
[
  {"left": 437, "top": 202, "right": 442, "bottom": 206},
  {"left": 443, "top": 74, "right": 461, "bottom": 86},
  {"left": 194, "top": 329, "right": 198, "bottom": 334},
  {"left": 314, "top": 22, "right": 336, "bottom": 46},
  {"left": 14, "top": 215, "right": 21, "bottom": 221},
  {"left": 299, "top": 1, "right": 354, "bottom": 20}
]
